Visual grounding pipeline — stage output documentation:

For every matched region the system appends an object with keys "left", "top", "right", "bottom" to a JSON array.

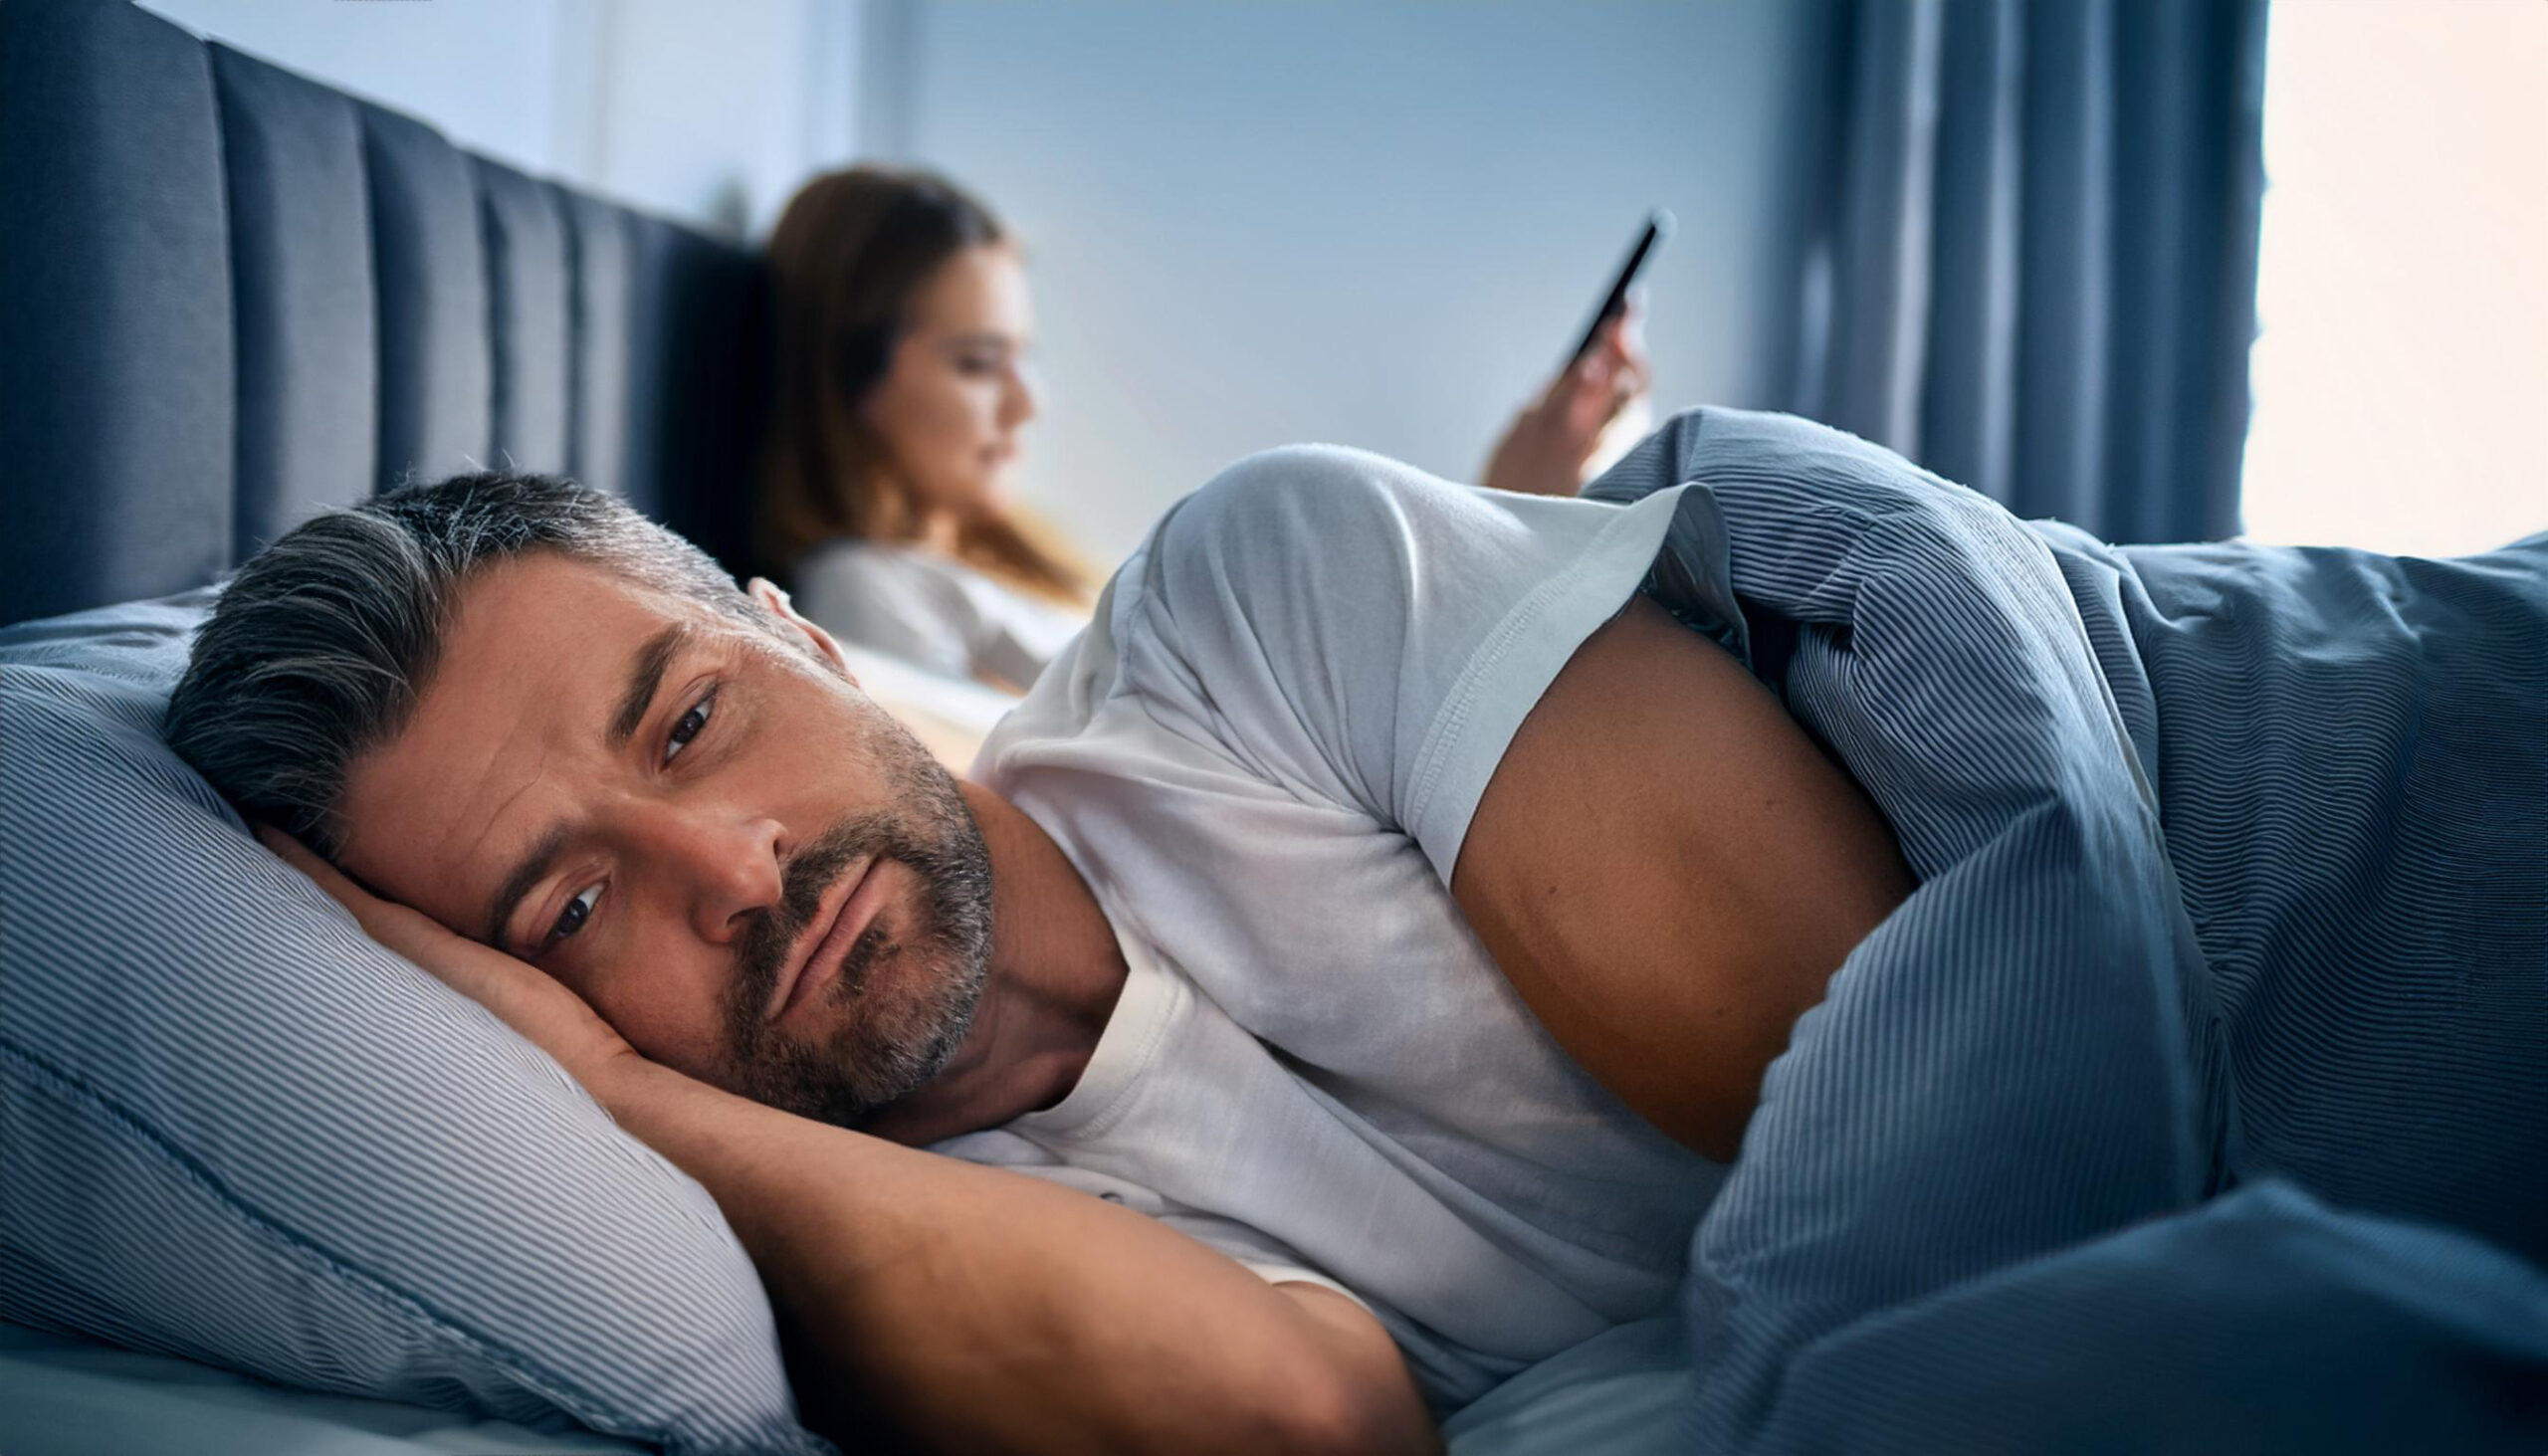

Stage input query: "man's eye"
[
  {"left": 547, "top": 884, "right": 601, "bottom": 947},
  {"left": 666, "top": 690, "right": 716, "bottom": 763}
]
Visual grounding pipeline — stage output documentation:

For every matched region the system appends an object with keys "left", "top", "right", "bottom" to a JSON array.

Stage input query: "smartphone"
[{"left": 1564, "top": 209, "right": 1673, "bottom": 369}]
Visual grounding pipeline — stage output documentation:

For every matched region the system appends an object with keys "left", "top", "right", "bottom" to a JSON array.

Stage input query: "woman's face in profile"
[{"left": 860, "top": 243, "right": 1039, "bottom": 525}]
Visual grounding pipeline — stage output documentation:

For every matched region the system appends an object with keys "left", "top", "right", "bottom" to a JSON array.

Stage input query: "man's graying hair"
[{"left": 167, "top": 472, "right": 767, "bottom": 859}]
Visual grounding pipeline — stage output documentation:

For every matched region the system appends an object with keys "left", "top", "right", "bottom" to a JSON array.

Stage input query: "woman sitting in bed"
[{"left": 757, "top": 164, "right": 1650, "bottom": 693}]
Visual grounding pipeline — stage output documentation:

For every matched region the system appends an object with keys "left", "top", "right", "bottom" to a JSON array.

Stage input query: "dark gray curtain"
[{"left": 1791, "top": 0, "right": 2268, "bottom": 543}]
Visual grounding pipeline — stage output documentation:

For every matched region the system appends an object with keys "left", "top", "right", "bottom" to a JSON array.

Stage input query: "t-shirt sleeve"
[{"left": 1136, "top": 442, "right": 1709, "bottom": 883}]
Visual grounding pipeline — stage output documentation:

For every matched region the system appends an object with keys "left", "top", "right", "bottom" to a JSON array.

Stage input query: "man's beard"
[{"left": 714, "top": 717, "right": 994, "bottom": 1130}]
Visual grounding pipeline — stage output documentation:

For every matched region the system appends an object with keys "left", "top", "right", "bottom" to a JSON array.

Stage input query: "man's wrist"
[{"left": 585, "top": 1052, "right": 708, "bottom": 1135}]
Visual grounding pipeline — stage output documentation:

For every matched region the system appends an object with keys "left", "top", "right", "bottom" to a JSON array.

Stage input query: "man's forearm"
[{"left": 598, "top": 1059, "right": 1435, "bottom": 1456}]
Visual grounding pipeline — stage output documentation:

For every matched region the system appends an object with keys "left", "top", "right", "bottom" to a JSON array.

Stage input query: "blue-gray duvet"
[{"left": 1587, "top": 409, "right": 2546, "bottom": 1453}]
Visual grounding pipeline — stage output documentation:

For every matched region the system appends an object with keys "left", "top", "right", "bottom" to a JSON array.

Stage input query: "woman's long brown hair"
[{"left": 759, "top": 166, "right": 1090, "bottom": 604}]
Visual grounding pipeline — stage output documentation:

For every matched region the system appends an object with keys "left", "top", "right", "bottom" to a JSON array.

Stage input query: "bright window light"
[{"left": 2239, "top": 0, "right": 2548, "bottom": 556}]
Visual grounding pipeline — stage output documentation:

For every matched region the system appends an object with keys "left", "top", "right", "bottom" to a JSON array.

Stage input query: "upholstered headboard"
[{"left": 0, "top": 0, "right": 766, "bottom": 628}]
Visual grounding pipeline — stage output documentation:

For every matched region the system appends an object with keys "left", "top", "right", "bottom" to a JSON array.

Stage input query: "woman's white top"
[{"left": 789, "top": 537, "right": 1089, "bottom": 690}]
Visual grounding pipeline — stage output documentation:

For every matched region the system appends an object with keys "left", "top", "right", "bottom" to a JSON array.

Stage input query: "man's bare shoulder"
[{"left": 1453, "top": 594, "right": 1912, "bottom": 1158}]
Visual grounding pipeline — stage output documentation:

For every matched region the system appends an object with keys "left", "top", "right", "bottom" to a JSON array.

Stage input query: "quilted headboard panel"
[{"left": 0, "top": 0, "right": 766, "bottom": 626}]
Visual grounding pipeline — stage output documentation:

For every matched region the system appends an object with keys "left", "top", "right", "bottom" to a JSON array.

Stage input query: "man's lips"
[{"left": 766, "top": 857, "right": 882, "bottom": 1023}]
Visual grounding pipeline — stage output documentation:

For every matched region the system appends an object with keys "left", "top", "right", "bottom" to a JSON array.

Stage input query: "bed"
[{"left": 0, "top": 1313, "right": 1690, "bottom": 1456}]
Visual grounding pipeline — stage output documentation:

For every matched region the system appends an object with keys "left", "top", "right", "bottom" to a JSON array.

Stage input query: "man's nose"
[{"left": 632, "top": 808, "right": 786, "bottom": 944}]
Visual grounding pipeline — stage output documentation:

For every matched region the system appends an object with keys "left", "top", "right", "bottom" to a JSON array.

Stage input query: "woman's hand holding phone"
[{"left": 1480, "top": 306, "right": 1652, "bottom": 498}]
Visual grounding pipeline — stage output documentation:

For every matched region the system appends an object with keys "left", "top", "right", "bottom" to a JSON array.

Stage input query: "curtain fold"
[{"left": 1795, "top": 0, "right": 2267, "bottom": 543}]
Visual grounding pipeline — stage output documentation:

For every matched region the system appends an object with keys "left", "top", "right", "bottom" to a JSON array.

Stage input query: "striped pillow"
[{"left": 0, "top": 591, "right": 833, "bottom": 1456}]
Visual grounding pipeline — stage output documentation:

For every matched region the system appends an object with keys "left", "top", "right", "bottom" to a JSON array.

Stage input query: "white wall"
[
  {"left": 138, "top": 0, "right": 1825, "bottom": 568},
  {"left": 897, "top": 1, "right": 1827, "bottom": 564},
  {"left": 139, "top": 0, "right": 857, "bottom": 237}
]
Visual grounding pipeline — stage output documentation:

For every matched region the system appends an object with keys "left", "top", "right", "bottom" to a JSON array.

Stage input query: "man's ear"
[{"left": 747, "top": 577, "right": 859, "bottom": 686}]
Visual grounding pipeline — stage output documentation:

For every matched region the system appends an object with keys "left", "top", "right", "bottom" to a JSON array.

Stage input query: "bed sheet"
[{"left": 0, "top": 1316, "right": 1693, "bottom": 1455}]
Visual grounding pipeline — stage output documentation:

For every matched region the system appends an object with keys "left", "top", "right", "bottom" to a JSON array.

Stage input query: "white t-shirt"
[
  {"left": 942, "top": 445, "right": 1730, "bottom": 1409},
  {"left": 790, "top": 537, "right": 1088, "bottom": 690}
]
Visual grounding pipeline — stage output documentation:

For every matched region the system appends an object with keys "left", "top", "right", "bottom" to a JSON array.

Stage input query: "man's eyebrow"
[
  {"left": 608, "top": 622, "right": 691, "bottom": 750},
  {"left": 483, "top": 822, "right": 569, "bottom": 950}
]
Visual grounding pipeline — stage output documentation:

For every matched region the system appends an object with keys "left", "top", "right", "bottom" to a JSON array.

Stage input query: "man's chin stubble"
[
  {"left": 714, "top": 709, "right": 996, "bottom": 1129},
  {"left": 725, "top": 932, "right": 985, "bottom": 1130},
  {"left": 720, "top": 841, "right": 994, "bottom": 1130}
]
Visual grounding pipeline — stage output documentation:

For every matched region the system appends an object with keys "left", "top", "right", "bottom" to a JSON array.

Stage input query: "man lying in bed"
[{"left": 164, "top": 442, "right": 1913, "bottom": 1454}]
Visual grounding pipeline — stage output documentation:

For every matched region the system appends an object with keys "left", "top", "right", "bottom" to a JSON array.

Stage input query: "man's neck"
[{"left": 859, "top": 781, "right": 1127, "bottom": 1147}]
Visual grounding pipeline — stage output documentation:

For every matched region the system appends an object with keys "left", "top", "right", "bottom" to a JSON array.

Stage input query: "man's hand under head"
[
  {"left": 259, "top": 825, "right": 1439, "bottom": 1456},
  {"left": 261, "top": 826, "right": 645, "bottom": 1099}
]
